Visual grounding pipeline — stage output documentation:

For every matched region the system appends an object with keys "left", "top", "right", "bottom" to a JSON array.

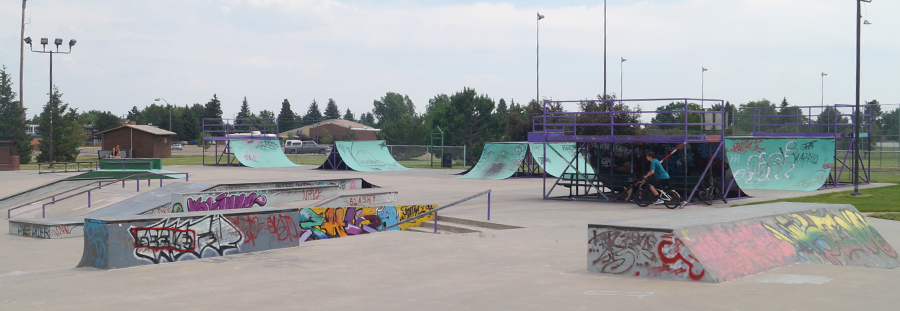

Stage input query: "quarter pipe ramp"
[
  {"left": 724, "top": 137, "right": 834, "bottom": 191},
  {"left": 318, "top": 140, "right": 408, "bottom": 172},
  {"left": 230, "top": 139, "right": 299, "bottom": 168}
]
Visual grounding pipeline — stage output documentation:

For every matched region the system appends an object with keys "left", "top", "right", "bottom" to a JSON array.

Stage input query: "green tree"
[
  {"left": 379, "top": 114, "right": 428, "bottom": 145},
  {"left": 372, "top": 92, "right": 415, "bottom": 126},
  {"left": 302, "top": 99, "right": 323, "bottom": 125},
  {"left": 320, "top": 129, "right": 334, "bottom": 144},
  {"left": 497, "top": 98, "right": 508, "bottom": 115},
  {"left": 277, "top": 99, "right": 297, "bottom": 132},
  {"left": 427, "top": 88, "right": 505, "bottom": 165},
  {"left": 362, "top": 112, "right": 375, "bottom": 126},
  {"left": 95, "top": 111, "right": 121, "bottom": 133},
  {"left": 141, "top": 104, "right": 167, "bottom": 129},
  {"left": 343, "top": 108, "right": 354, "bottom": 122},
  {"left": 203, "top": 94, "right": 223, "bottom": 125},
  {"left": 179, "top": 106, "right": 200, "bottom": 142},
  {"left": 324, "top": 98, "right": 341, "bottom": 120},
  {"left": 815, "top": 106, "right": 850, "bottom": 134},
  {"left": 236, "top": 96, "right": 255, "bottom": 126},
  {"left": 505, "top": 99, "right": 528, "bottom": 141},
  {"left": 127, "top": 106, "right": 142, "bottom": 124},
  {"left": 341, "top": 129, "right": 358, "bottom": 141},
  {"left": 578, "top": 94, "right": 640, "bottom": 135},
  {"left": 732, "top": 99, "right": 777, "bottom": 134},
  {"left": 36, "top": 87, "right": 85, "bottom": 162},
  {"left": 0, "top": 65, "right": 31, "bottom": 164},
  {"left": 865, "top": 100, "right": 884, "bottom": 134}
]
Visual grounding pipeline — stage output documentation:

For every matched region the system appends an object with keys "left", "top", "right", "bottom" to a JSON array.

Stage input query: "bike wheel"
[
  {"left": 663, "top": 190, "right": 681, "bottom": 209},
  {"left": 635, "top": 189, "right": 653, "bottom": 207},
  {"left": 714, "top": 187, "right": 727, "bottom": 204},
  {"left": 699, "top": 190, "right": 712, "bottom": 205}
]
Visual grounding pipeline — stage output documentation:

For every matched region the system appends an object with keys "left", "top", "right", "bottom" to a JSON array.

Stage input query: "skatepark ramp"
[
  {"left": 459, "top": 142, "right": 593, "bottom": 180},
  {"left": 77, "top": 207, "right": 300, "bottom": 270},
  {"left": 725, "top": 137, "right": 836, "bottom": 191},
  {"left": 298, "top": 205, "right": 437, "bottom": 241},
  {"left": 229, "top": 139, "right": 299, "bottom": 168},
  {"left": 587, "top": 202, "right": 898, "bottom": 283},
  {"left": 319, "top": 140, "right": 408, "bottom": 171},
  {"left": 313, "top": 190, "right": 399, "bottom": 207}
]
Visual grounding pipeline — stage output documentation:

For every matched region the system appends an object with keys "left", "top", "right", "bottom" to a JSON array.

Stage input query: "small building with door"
[
  {"left": 279, "top": 119, "right": 380, "bottom": 142},
  {"left": 98, "top": 125, "right": 176, "bottom": 158},
  {"left": 0, "top": 141, "right": 20, "bottom": 171}
]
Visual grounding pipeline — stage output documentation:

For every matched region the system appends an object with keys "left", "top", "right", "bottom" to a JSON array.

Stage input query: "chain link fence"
[{"left": 386, "top": 145, "right": 466, "bottom": 168}]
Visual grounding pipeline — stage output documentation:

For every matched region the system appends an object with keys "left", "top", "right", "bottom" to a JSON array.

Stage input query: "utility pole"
[{"left": 19, "top": 0, "right": 27, "bottom": 115}]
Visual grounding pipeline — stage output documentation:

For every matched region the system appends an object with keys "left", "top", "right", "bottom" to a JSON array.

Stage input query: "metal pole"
[
  {"left": 821, "top": 72, "right": 827, "bottom": 108},
  {"left": 19, "top": 0, "right": 26, "bottom": 113},
  {"left": 603, "top": 0, "right": 607, "bottom": 97},
  {"left": 537, "top": 13, "right": 542, "bottom": 106},
  {"left": 487, "top": 191, "right": 491, "bottom": 220},
  {"left": 433, "top": 211, "right": 438, "bottom": 233},
  {"left": 620, "top": 58, "right": 625, "bottom": 98},
  {"left": 852, "top": 0, "right": 863, "bottom": 195},
  {"left": 49, "top": 51, "right": 53, "bottom": 163}
]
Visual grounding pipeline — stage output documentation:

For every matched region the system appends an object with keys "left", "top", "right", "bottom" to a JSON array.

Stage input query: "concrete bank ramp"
[
  {"left": 725, "top": 137, "right": 835, "bottom": 191},
  {"left": 318, "top": 140, "right": 408, "bottom": 172},
  {"left": 587, "top": 202, "right": 899, "bottom": 283},
  {"left": 229, "top": 139, "right": 299, "bottom": 168},
  {"left": 77, "top": 207, "right": 299, "bottom": 270}
]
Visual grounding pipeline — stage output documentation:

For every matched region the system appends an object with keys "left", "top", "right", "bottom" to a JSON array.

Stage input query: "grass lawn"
[
  {"left": 735, "top": 172, "right": 900, "bottom": 214},
  {"left": 870, "top": 213, "right": 900, "bottom": 221}
]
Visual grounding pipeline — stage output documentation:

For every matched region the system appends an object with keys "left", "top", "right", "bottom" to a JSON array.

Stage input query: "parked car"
[
  {"left": 171, "top": 143, "right": 184, "bottom": 150},
  {"left": 283, "top": 140, "right": 327, "bottom": 154},
  {"left": 189, "top": 140, "right": 197, "bottom": 145}
]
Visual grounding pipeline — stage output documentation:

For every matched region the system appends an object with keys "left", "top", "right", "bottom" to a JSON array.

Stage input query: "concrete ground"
[{"left": 1, "top": 165, "right": 899, "bottom": 310}]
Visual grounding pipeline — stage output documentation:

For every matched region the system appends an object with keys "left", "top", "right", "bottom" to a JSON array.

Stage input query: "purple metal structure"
[
  {"left": 528, "top": 98, "right": 871, "bottom": 204},
  {"left": 748, "top": 103, "right": 872, "bottom": 188},
  {"left": 201, "top": 118, "right": 279, "bottom": 166},
  {"left": 528, "top": 98, "right": 728, "bottom": 204}
]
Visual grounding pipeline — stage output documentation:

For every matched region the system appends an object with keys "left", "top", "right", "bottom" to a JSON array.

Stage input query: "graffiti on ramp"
[
  {"left": 724, "top": 138, "right": 834, "bottom": 191},
  {"left": 229, "top": 139, "right": 299, "bottom": 168}
]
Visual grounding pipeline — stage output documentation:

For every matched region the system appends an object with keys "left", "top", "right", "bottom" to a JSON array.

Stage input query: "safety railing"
[
  {"left": 6, "top": 172, "right": 188, "bottom": 219},
  {"left": 379, "top": 189, "right": 491, "bottom": 233},
  {"left": 38, "top": 162, "right": 99, "bottom": 174}
]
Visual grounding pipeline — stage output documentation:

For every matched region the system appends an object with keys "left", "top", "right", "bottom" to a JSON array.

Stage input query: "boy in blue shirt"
[{"left": 643, "top": 151, "right": 680, "bottom": 205}]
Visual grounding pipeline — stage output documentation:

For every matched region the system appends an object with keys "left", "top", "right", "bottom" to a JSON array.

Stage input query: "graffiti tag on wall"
[
  {"left": 587, "top": 228, "right": 706, "bottom": 281},
  {"left": 726, "top": 138, "right": 834, "bottom": 191},
  {"left": 178, "top": 192, "right": 268, "bottom": 212},
  {"left": 130, "top": 215, "right": 243, "bottom": 264},
  {"left": 298, "top": 205, "right": 437, "bottom": 242}
]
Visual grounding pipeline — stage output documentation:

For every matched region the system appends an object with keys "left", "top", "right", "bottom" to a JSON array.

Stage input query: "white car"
[{"left": 171, "top": 143, "right": 184, "bottom": 151}]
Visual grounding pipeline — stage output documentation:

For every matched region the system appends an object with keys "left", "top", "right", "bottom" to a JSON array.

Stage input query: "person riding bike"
[{"left": 643, "top": 151, "right": 680, "bottom": 205}]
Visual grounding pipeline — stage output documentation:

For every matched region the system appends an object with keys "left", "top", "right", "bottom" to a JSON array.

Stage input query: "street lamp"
[
  {"left": 155, "top": 98, "right": 171, "bottom": 131},
  {"left": 25, "top": 36, "right": 76, "bottom": 163},
  {"left": 852, "top": 0, "right": 873, "bottom": 196},
  {"left": 537, "top": 12, "right": 545, "bottom": 107},
  {"left": 603, "top": 0, "right": 607, "bottom": 97},
  {"left": 701, "top": 67, "right": 708, "bottom": 110},
  {"left": 19, "top": 0, "right": 27, "bottom": 113},
  {"left": 821, "top": 72, "right": 827, "bottom": 108},
  {"left": 620, "top": 57, "right": 627, "bottom": 99}
]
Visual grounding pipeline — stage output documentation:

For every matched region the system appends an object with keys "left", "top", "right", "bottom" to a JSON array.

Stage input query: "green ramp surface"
[
  {"left": 230, "top": 139, "right": 299, "bottom": 168},
  {"left": 332, "top": 140, "right": 407, "bottom": 171},
  {"left": 529, "top": 143, "right": 594, "bottom": 178},
  {"left": 725, "top": 137, "right": 834, "bottom": 191},
  {"left": 459, "top": 143, "right": 528, "bottom": 180}
]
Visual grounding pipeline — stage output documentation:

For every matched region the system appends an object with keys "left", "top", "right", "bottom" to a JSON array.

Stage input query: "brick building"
[{"left": 98, "top": 125, "right": 176, "bottom": 158}]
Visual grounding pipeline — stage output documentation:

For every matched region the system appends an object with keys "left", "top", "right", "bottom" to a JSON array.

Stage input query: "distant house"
[
  {"left": 0, "top": 141, "right": 20, "bottom": 171},
  {"left": 98, "top": 125, "right": 176, "bottom": 158},
  {"left": 280, "top": 119, "right": 380, "bottom": 142}
]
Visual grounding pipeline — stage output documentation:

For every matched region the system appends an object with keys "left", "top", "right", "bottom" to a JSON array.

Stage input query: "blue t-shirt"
[{"left": 650, "top": 158, "right": 670, "bottom": 180}]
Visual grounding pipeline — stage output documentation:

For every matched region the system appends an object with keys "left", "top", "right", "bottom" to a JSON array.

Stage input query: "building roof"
[
  {"left": 98, "top": 124, "right": 176, "bottom": 136},
  {"left": 279, "top": 119, "right": 379, "bottom": 137}
]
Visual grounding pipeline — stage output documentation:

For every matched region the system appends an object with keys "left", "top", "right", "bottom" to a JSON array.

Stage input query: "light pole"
[
  {"left": 852, "top": 0, "right": 872, "bottom": 196},
  {"left": 537, "top": 12, "right": 545, "bottom": 106},
  {"left": 19, "top": 0, "right": 27, "bottom": 113},
  {"left": 620, "top": 57, "right": 626, "bottom": 99},
  {"left": 701, "top": 67, "right": 708, "bottom": 110},
  {"left": 821, "top": 72, "right": 827, "bottom": 108},
  {"left": 603, "top": 0, "right": 607, "bottom": 97},
  {"left": 155, "top": 98, "right": 171, "bottom": 131},
  {"left": 25, "top": 36, "right": 77, "bottom": 163}
]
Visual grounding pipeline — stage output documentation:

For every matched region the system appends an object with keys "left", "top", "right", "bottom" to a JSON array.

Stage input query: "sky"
[{"left": 0, "top": 0, "right": 897, "bottom": 122}]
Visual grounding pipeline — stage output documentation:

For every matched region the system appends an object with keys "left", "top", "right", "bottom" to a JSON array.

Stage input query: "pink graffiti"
[
  {"left": 727, "top": 139, "right": 765, "bottom": 154},
  {"left": 679, "top": 223, "right": 795, "bottom": 282},
  {"left": 187, "top": 193, "right": 267, "bottom": 212}
]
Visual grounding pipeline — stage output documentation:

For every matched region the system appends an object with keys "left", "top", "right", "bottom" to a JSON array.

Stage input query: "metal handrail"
[
  {"left": 38, "top": 161, "right": 99, "bottom": 174},
  {"left": 379, "top": 189, "right": 491, "bottom": 232},
  {"left": 6, "top": 172, "right": 188, "bottom": 219}
]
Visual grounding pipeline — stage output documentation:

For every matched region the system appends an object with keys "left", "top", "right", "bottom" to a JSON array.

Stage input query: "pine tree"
[
  {"left": 277, "top": 99, "right": 297, "bottom": 132},
  {"left": 302, "top": 99, "right": 323, "bottom": 125},
  {"left": 203, "top": 94, "right": 223, "bottom": 127},
  {"left": 324, "top": 98, "right": 341, "bottom": 120},
  {"left": 343, "top": 108, "right": 354, "bottom": 122},
  {"left": 236, "top": 96, "right": 255, "bottom": 127},
  {"left": 180, "top": 106, "right": 200, "bottom": 142},
  {"left": 127, "top": 106, "right": 142, "bottom": 124},
  {"left": 36, "top": 87, "right": 85, "bottom": 162},
  {"left": 0, "top": 66, "right": 31, "bottom": 164}
]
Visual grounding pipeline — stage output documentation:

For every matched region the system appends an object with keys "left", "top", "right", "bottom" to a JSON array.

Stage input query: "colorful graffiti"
[
  {"left": 84, "top": 220, "right": 108, "bottom": 267},
  {"left": 679, "top": 221, "right": 796, "bottom": 282},
  {"left": 761, "top": 208, "right": 898, "bottom": 266},
  {"left": 181, "top": 192, "right": 268, "bottom": 212},
  {"left": 130, "top": 215, "right": 243, "bottom": 264},
  {"left": 726, "top": 138, "right": 835, "bottom": 191},
  {"left": 587, "top": 228, "right": 707, "bottom": 281},
  {"left": 298, "top": 205, "right": 437, "bottom": 242}
]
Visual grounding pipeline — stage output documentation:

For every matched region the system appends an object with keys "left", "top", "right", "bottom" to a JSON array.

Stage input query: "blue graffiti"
[
  {"left": 377, "top": 207, "right": 400, "bottom": 231},
  {"left": 84, "top": 220, "right": 108, "bottom": 267}
]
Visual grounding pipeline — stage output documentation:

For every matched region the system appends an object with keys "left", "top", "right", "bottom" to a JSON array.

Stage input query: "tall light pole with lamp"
[
  {"left": 852, "top": 0, "right": 873, "bottom": 196},
  {"left": 620, "top": 57, "right": 626, "bottom": 99},
  {"left": 537, "top": 12, "right": 545, "bottom": 107},
  {"left": 701, "top": 67, "right": 708, "bottom": 110},
  {"left": 24, "top": 36, "right": 76, "bottom": 163},
  {"left": 19, "top": 0, "right": 27, "bottom": 113},
  {"left": 155, "top": 98, "right": 171, "bottom": 131}
]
